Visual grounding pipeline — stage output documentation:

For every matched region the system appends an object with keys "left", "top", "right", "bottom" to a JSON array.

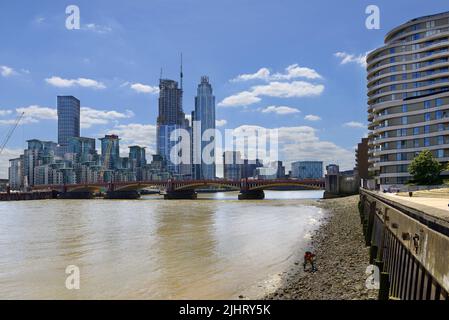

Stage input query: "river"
[{"left": 0, "top": 190, "right": 325, "bottom": 299}]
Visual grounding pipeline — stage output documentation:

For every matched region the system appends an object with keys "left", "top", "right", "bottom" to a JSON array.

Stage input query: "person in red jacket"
[{"left": 303, "top": 251, "right": 317, "bottom": 272}]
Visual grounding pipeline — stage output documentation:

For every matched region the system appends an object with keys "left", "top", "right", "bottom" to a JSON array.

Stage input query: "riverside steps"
[
  {"left": 0, "top": 190, "right": 57, "bottom": 201},
  {"left": 359, "top": 188, "right": 449, "bottom": 300}
]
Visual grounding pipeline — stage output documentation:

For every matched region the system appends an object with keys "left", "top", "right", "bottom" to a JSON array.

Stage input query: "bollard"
[{"left": 378, "top": 272, "right": 390, "bottom": 300}]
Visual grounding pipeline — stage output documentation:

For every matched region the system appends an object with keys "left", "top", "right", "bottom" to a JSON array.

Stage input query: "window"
[
  {"left": 424, "top": 101, "right": 431, "bottom": 109},
  {"left": 425, "top": 113, "right": 431, "bottom": 121},
  {"left": 402, "top": 104, "right": 408, "bottom": 112},
  {"left": 436, "top": 98, "right": 444, "bottom": 107},
  {"left": 438, "top": 136, "right": 444, "bottom": 145},
  {"left": 437, "top": 149, "right": 444, "bottom": 158},
  {"left": 414, "top": 139, "right": 420, "bottom": 148},
  {"left": 402, "top": 116, "right": 408, "bottom": 125},
  {"left": 438, "top": 123, "right": 444, "bottom": 131},
  {"left": 436, "top": 110, "right": 443, "bottom": 119},
  {"left": 424, "top": 125, "right": 430, "bottom": 134},
  {"left": 424, "top": 137, "right": 430, "bottom": 147},
  {"left": 413, "top": 127, "right": 420, "bottom": 135}
]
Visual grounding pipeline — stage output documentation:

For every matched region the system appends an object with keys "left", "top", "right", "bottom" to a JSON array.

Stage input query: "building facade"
[
  {"left": 192, "top": 76, "right": 216, "bottom": 179},
  {"left": 355, "top": 137, "right": 369, "bottom": 180},
  {"left": 57, "top": 96, "right": 80, "bottom": 155},
  {"left": 367, "top": 12, "right": 449, "bottom": 187},
  {"left": 156, "top": 79, "right": 190, "bottom": 176},
  {"left": 291, "top": 161, "right": 323, "bottom": 179}
]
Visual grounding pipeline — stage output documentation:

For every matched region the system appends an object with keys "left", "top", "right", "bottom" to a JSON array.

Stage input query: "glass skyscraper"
[
  {"left": 192, "top": 76, "right": 216, "bottom": 180},
  {"left": 57, "top": 96, "right": 80, "bottom": 156},
  {"left": 156, "top": 79, "right": 190, "bottom": 176}
]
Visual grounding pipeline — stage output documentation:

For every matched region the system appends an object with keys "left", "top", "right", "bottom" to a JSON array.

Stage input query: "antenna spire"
[{"left": 180, "top": 53, "right": 183, "bottom": 90}]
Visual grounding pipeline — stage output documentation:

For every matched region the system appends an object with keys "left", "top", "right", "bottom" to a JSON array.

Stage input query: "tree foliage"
[{"left": 408, "top": 150, "right": 445, "bottom": 185}]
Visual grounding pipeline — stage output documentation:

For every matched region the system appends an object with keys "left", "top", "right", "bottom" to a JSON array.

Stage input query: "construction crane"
[{"left": 0, "top": 112, "right": 25, "bottom": 155}]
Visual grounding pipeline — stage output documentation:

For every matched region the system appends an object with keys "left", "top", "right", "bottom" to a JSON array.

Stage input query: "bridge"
[{"left": 31, "top": 179, "right": 325, "bottom": 200}]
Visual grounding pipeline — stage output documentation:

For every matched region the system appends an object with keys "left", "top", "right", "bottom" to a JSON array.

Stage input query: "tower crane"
[{"left": 0, "top": 112, "right": 25, "bottom": 155}]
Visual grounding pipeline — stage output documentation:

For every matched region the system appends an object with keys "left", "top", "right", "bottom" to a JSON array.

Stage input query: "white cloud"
[
  {"left": 0, "top": 148, "right": 22, "bottom": 178},
  {"left": 0, "top": 110, "right": 13, "bottom": 116},
  {"left": 45, "top": 76, "right": 106, "bottom": 89},
  {"left": 218, "top": 91, "right": 261, "bottom": 107},
  {"left": 304, "top": 114, "right": 321, "bottom": 121},
  {"left": 129, "top": 83, "right": 159, "bottom": 94},
  {"left": 16, "top": 105, "right": 58, "bottom": 124},
  {"left": 0, "top": 105, "right": 134, "bottom": 128},
  {"left": 81, "top": 107, "right": 134, "bottom": 129},
  {"left": 1, "top": 65, "right": 16, "bottom": 77},
  {"left": 219, "top": 81, "right": 324, "bottom": 107},
  {"left": 227, "top": 125, "right": 354, "bottom": 171},
  {"left": 231, "top": 64, "right": 322, "bottom": 82},
  {"left": 343, "top": 121, "right": 365, "bottom": 128},
  {"left": 334, "top": 52, "right": 367, "bottom": 68},
  {"left": 83, "top": 23, "right": 112, "bottom": 34},
  {"left": 216, "top": 119, "right": 227, "bottom": 127},
  {"left": 108, "top": 123, "right": 157, "bottom": 156},
  {"left": 261, "top": 106, "right": 300, "bottom": 115}
]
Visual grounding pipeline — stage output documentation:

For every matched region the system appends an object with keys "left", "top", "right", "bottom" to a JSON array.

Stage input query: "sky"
[{"left": 1, "top": 0, "right": 448, "bottom": 177}]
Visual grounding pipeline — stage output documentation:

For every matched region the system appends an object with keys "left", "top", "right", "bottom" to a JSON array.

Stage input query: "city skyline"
[{"left": 2, "top": 1, "right": 449, "bottom": 178}]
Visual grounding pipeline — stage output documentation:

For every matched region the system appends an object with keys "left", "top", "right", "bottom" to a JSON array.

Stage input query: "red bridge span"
[{"left": 32, "top": 179, "right": 325, "bottom": 200}]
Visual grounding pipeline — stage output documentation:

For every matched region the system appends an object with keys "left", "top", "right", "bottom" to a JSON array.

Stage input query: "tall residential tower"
[
  {"left": 57, "top": 96, "right": 80, "bottom": 156},
  {"left": 367, "top": 12, "right": 449, "bottom": 188},
  {"left": 192, "top": 76, "right": 216, "bottom": 179}
]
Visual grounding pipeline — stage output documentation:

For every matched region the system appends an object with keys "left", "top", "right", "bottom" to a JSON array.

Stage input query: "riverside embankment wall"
[{"left": 360, "top": 189, "right": 449, "bottom": 300}]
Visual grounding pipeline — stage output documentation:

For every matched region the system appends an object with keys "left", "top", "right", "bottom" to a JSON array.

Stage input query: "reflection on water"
[{"left": 0, "top": 191, "right": 324, "bottom": 299}]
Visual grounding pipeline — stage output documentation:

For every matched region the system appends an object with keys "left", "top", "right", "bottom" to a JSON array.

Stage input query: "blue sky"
[{"left": 1, "top": 0, "right": 448, "bottom": 177}]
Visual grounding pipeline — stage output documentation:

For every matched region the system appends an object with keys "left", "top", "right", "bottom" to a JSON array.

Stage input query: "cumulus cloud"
[
  {"left": 218, "top": 91, "right": 261, "bottom": 107},
  {"left": 0, "top": 105, "right": 134, "bottom": 128},
  {"left": 334, "top": 52, "right": 367, "bottom": 68},
  {"left": 343, "top": 121, "right": 365, "bottom": 128},
  {"left": 261, "top": 106, "right": 300, "bottom": 115},
  {"left": 0, "top": 110, "right": 13, "bottom": 116},
  {"left": 108, "top": 123, "right": 157, "bottom": 156},
  {"left": 81, "top": 107, "right": 134, "bottom": 129},
  {"left": 45, "top": 76, "right": 106, "bottom": 89},
  {"left": 219, "top": 81, "right": 324, "bottom": 107},
  {"left": 304, "top": 114, "right": 321, "bottom": 121},
  {"left": 224, "top": 125, "right": 354, "bottom": 171},
  {"left": 231, "top": 64, "right": 322, "bottom": 82},
  {"left": 216, "top": 119, "right": 227, "bottom": 127},
  {"left": 1, "top": 65, "right": 16, "bottom": 77},
  {"left": 0, "top": 148, "right": 22, "bottom": 178},
  {"left": 129, "top": 82, "right": 159, "bottom": 94}
]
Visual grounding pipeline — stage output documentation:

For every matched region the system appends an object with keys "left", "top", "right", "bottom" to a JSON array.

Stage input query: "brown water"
[{"left": 0, "top": 190, "right": 325, "bottom": 299}]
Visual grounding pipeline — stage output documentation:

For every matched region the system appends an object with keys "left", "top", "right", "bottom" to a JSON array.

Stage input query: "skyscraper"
[
  {"left": 57, "top": 96, "right": 80, "bottom": 156},
  {"left": 156, "top": 77, "right": 190, "bottom": 176},
  {"left": 367, "top": 11, "right": 449, "bottom": 188},
  {"left": 192, "top": 76, "right": 216, "bottom": 179}
]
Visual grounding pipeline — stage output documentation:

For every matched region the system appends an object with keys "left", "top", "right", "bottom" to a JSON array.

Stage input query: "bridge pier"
[
  {"left": 104, "top": 190, "right": 141, "bottom": 199},
  {"left": 238, "top": 189, "right": 265, "bottom": 200},
  {"left": 59, "top": 191, "right": 94, "bottom": 199},
  {"left": 164, "top": 189, "right": 197, "bottom": 200}
]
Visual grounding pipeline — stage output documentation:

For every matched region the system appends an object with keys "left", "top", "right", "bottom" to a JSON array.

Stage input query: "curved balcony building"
[{"left": 367, "top": 11, "right": 449, "bottom": 187}]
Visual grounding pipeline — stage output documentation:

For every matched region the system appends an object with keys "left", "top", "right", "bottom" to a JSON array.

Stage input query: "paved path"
[{"left": 381, "top": 192, "right": 449, "bottom": 223}]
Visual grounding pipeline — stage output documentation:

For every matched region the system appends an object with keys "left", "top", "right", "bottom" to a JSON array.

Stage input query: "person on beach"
[{"left": 303, "top": 251, "right": 317, "bottom": 272}]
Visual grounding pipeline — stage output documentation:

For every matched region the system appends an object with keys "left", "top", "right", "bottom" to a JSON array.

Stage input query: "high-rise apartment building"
[
  {"left": 192, "top": 76, "right": 216, "bottom": 180},
  {"left": 367, "top": 12, "right": 449, "bottom": 187},
  {"left": 57, "top": 96, "right": 80, "bottom": 156}
]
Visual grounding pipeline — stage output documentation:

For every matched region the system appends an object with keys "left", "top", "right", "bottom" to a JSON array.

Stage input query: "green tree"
[{"left": 408, "top": 150, "right": 445, "bottom": 185}]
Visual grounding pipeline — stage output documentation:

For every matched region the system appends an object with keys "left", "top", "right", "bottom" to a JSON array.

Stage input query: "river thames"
[{"left": 0, "top": 190, "right": 325, "bottom": 299}]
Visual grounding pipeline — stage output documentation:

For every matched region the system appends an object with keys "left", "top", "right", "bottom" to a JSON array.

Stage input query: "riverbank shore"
[{"left": 264, "top": 195, "right": 378, "bottom": 300}]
